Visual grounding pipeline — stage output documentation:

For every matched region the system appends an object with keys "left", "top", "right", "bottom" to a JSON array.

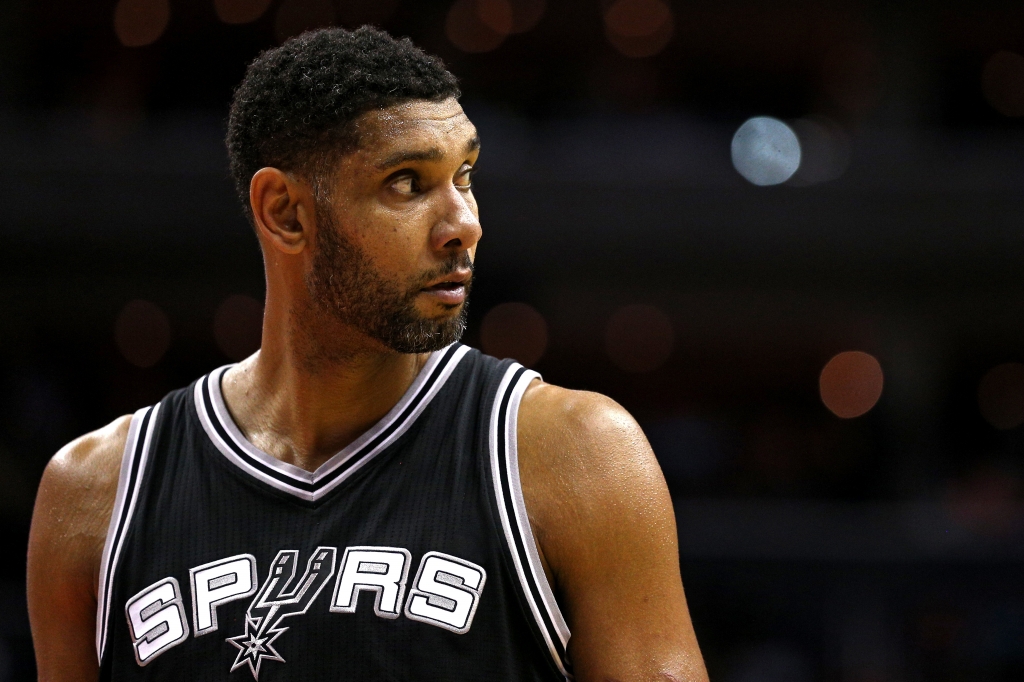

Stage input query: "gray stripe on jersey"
[
  {"left": 96, "top": 402, "right": 161, "bottom": 663},
  {"left": 489, "top": 365, "right": 572, "bottom": 679}
]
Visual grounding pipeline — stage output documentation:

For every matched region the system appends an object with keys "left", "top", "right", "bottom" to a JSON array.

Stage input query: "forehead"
[{"left": 352, "top": 98, "right": 476, "bottom": 161}]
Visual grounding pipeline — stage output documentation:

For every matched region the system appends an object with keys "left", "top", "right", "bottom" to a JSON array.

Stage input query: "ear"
[{"left": 249, "top": 167, "right": 315, "bottom": 255}]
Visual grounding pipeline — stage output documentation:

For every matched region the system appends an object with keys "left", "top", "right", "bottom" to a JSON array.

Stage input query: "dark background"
[{"left": 4, "top": 0, "right": 1024, "bottom": 679}]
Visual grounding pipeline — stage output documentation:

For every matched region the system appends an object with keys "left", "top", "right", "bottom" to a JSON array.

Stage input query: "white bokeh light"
[{"left": 731, "top": 116, "right": 801, "bottom": 186}]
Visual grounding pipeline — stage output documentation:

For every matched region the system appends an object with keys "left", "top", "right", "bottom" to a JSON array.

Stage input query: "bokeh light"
[
  {"left": 114, "top": 300, "right": 171, "bottom": 368},
  {"left": 214, "top": 294, "right": 264, "bottom": 361},
  {"left": 981, "top": 51, "right": 1024, "bottom": 118},
  {"left": 214, "top": 0, "right": 273, "bottom": 25},
  {"left": 603, "top": 0, "right": 674, "bottom": 59},
  {"left": 604, "top": 304, "right": 674, "bottom": 373},
  {"left": 945, "top": 466, "right": 1021, "bottom": 537},
  {"left": 446, "top": 0, "right": 514, "bottom": 53},
  {"left": 274, "top": 0, "right": 336, "bottom": 44},
  {"left": 113, "top": 0, "right": 170, "bottom": 48},
  {"left": 480, "top": 302, "right": 548, "bottom": 367},
  {"left": 731, "top": 116, "right": 802, "bottom": 186},
  {"left": 788, "top": 117, "right": 851, "bottom": 186},
  {"left": 977, "top": 362, "right": 1024, "bottom": 430},
  {"left": 819, "top": 351, "right": 883, "bottom": 419}
]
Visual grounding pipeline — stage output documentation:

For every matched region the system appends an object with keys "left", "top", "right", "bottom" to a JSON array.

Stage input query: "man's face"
[{"left": 304, "top": 97, "right": 482, "bottom": 354}]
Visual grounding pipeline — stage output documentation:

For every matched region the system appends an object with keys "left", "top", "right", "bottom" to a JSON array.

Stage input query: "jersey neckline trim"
[{"left": 194, "top": 343, "right": 470, "bottom": 503}]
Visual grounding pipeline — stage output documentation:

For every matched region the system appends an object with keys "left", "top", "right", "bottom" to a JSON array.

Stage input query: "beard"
[{"left": 304, "top": 211, "right": 471, "bottom": 355}]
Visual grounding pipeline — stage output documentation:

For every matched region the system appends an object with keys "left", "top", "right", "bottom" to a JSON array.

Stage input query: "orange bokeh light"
[
  {"left": 446, "top": 0, "right": 514, "bottom": 53},
  {"left": 982, "top": 51, "right": 1024, "bottom": 118},
  {"left": 603, "top": 0, "right": 674, "bottom": 59},
  {"left": 819, "top": 351, "right": 883, "bottom": 419},
  {"left": 977, "top": 362, "right": 1024, "bottom": 430},
  {"left": 113, "top": 0, "right": 170, "bottom": 48},
  {"left": 480, "top": 302, "right": 548, "bottom": 367}
]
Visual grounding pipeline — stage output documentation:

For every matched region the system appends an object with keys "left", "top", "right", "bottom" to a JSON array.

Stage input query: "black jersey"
[{"left": 95, "top": 345, "right": 571, "bottom": 681}]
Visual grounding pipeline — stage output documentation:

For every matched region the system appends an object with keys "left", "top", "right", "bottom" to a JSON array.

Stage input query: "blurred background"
[{"left": 3, "top": 0, "right": 1024, "bottom": 679}]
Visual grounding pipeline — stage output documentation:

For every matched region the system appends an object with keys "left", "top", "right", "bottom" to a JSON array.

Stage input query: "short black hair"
[{"left": 226, "top": 26, "right": 461, "bottom": 220}]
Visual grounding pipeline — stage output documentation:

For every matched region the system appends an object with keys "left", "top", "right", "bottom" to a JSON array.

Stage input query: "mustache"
[{"left": 414, "top": 253, "right": 475, "bottom": 289}]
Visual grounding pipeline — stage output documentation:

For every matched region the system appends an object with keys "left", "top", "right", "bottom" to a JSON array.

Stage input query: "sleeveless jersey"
[{"left": 95, "top": 345, "right": 571, "bottom": 681}]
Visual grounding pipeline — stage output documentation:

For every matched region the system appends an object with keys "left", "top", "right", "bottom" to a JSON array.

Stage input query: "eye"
[
  {"left": 455, "top": 163, "right": 475, "bottom": 190},
  {"left": 391, "top": 174, "right": 420, "bottom": 194}
]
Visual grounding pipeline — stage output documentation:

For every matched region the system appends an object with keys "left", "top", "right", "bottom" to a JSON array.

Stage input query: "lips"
[
  {"left": 422, "top": 269, "right": 472, "bottom": 290},
  {"left": 421, "top": 269, "right": 472, "bottom": 305}
]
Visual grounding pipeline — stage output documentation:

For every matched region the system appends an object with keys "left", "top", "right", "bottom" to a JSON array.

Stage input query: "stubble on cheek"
[{"left": 301, "top": 209, "right": 470, "bottom": 358}]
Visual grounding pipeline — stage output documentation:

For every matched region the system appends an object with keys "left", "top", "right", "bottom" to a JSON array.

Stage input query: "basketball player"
[{"left": 28, "top": 27, "right": 708, "bottom": 682}]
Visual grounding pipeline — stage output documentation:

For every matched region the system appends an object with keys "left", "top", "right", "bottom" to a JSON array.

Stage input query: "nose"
[{"left": 429, "top": 183, "right": 482, "bottom": 255}]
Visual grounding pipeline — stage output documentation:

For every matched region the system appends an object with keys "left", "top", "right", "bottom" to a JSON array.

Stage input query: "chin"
[{"left": 420, "top": 302, "right": 464, "bottom": 318}]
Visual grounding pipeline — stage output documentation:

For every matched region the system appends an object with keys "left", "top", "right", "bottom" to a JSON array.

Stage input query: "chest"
[{"left": 107, "top": 430, "right": 514, "bottom": 680}]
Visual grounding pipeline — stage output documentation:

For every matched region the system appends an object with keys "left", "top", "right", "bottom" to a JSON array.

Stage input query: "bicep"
[
  {"left": 522, "top": 391, "right": 707, "bottom": 682},
  {"left": 561, "top": 464, "right": 704, "bottom": 681}
]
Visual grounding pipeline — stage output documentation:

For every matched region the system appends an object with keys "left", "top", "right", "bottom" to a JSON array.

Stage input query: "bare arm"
[
  {"left": 28, "top": 416, "right": 131, "bottom": 682},
  {"left": 519, "top": 383, "right": 708, "bottom": 682}
]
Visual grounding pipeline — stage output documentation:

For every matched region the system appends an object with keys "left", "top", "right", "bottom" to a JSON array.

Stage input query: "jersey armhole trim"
[
  {"left": 489, "top": 365, "right": 572, "bottom": 680},
  {"left": 95, "top": 403, "right": 161, "bottom": 664}
]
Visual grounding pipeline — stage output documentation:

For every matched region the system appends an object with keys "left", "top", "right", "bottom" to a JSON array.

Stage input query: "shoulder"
[
  {"left": 30, "top": 415, "right": 134, "bottom": 583},
  {"left": 517, "top": 380, "right": 660, "bottom": 481},
  {"left": 28, "top": 416, "right": 134, "bottom": 679},
  {"left": 515, "top": 379, "right": 673, "bottom": 565},
  {"left": 44, "top": 414, "right": 132, "bottom": 508},
  {"left": 512, "top": 381, "right": 708, "bottom": 681}
]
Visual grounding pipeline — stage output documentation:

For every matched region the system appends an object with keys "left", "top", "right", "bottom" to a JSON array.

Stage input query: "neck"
[{"left": 219, "top": 294, "right": 430, "bottom": 473}]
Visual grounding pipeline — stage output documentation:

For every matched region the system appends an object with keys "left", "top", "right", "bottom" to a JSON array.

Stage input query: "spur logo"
[
  {"left": 123, "top": 546, "right": 487, "bottom": 678},
  {"left": 226, "top": 547, "right": 337, "bottom": 679}
]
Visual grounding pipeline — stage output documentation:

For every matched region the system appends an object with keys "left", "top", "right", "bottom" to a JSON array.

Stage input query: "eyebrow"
[{"left": 375, "top": 135, "right": 482, "bottom": 171}]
